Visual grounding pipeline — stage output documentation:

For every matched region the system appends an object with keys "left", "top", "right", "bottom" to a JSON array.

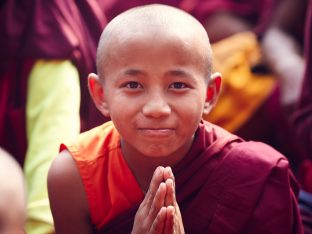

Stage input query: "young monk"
[{"left": 48, "top": 4, "right": 303, "bottom": 234}]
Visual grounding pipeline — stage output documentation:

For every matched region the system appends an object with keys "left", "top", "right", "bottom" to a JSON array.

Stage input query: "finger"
[
  {"left": 163, "top": 206, "right": 174, "bottom": 234},
  {"left": 164, "top": 167, "right": 175, "bottom": 201},
  {"left": 150, "top": 206, "right": 166, "bottom": 234},
  {"left": 145, "top": 167, "right": 165, "bottom": 205},
  {"left": 163, "top": 166, "right": 174, "bottom": 181},
  {"left": 173, "top": 202, "right": 185, "bottom": 234},
  {"left": 165, "top": 178, "right": 174, "bottom": 206},
  {"left": 148, "top": 182, "right": 166, "bottom": 219}
]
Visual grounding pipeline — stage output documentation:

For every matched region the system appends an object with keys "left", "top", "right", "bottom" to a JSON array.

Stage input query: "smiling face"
[{"left": 89, "top": 5, "right": 218, "bottom": 160}]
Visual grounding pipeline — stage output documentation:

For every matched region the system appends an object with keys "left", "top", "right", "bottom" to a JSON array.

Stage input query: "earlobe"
[
  {"left": 203, "top": 72, "right": 222, "bottom": 115},
  {"left": 88, "top": 73, "right": 110, "bottom": 117}
]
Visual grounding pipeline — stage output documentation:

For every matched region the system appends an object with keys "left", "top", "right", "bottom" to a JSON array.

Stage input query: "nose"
[{"left": 142, "top": 93, "right": 171, "bottom": 118}]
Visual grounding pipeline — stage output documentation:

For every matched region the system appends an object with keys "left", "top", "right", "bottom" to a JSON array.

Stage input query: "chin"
[
  {"left": 142, "top": 149, "right": 172, "bottom": 158},
  {"left": 137, "top": 144, "right": 166, "bottom": 156},
  {"left": 138, "top": 144, "right": 180, "bottom": 159}
]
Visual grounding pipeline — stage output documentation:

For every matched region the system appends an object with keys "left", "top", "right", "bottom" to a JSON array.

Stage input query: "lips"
[{"left": 138, "top": 128, "right": 174, "bottom": 137}]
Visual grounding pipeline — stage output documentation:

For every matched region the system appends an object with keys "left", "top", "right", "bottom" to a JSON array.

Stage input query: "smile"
[{"left": 138, "top": 128, "right": 174, "bottom": 137}]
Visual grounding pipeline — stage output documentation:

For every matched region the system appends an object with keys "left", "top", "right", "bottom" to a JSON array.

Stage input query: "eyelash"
[
  {"left": 169, "top": 82, "right": 187, "bottom": 89},
  {"left": 125, "top": 82, "right": 143, "bottom": 89},
  {"left": 123, "top": 81, "right": 189, "bottom": 90}
]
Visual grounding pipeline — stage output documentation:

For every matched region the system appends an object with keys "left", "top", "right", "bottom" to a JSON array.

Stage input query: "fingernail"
[{"left": 165, "top": 166, "right": 172, "bottom": 174}]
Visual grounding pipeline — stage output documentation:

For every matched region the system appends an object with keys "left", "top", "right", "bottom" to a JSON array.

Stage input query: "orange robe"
[{"left": 60, "top": 122, "right": 144, "bottom": 229}]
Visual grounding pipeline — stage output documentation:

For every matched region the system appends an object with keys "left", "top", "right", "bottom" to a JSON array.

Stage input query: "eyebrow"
[
  {"left": 120, "top": 68, "right": 195, "bottom": 79},
  {"left": 123, "top": 68, "right": 144, "bottom": 76},
  {"left": 166, "top": 69, "right": 193, "bottom": 78}
]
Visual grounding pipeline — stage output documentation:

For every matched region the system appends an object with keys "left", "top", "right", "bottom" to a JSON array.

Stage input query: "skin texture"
[
  {"left": 48, "top": 4, "right": 221, "bottom": 234},
  {"left": 0, "top": 148, "right": 26, "bottom": 234}
]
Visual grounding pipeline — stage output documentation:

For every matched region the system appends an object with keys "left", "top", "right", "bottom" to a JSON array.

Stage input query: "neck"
[{"left": 121, "top": 138, "right": 193, "bottom": 192}]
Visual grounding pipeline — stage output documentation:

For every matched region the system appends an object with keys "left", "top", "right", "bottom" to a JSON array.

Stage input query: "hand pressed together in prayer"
[{"left": 132, "top": 167, "right": 185, "bottom": 234}]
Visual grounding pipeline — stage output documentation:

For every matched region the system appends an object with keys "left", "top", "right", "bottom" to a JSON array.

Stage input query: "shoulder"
[
  {"left": 222, "top": 140, "right": 295, "bottom": 192},
  {"left": 48, "top": 150, "right": 88, "bottom": 211},
  {"left": 209, "top": 138, "right": 296, "bottom": 197},
  {"left": 48, "top": 150, "right": 81, "bottom": 185},
  {"left": 201, "top": 120, "right": 288, "bottom": 169},
  {"left": 229, "top": 140, "right": 287, "bottom": 169},
  {"left": 48, "top": 150, "right": 93, "bottom": 233},
  {"left": 201, "top": 121, "right": 291, "bottom": 179}
]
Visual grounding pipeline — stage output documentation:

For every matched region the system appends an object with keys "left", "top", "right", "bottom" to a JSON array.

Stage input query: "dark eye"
[
  {"left": 169, "top": 82, "right": 187, "bottom": 89},
  {"left": 126, "top": 82, "right": 142, "bottom": 89}
]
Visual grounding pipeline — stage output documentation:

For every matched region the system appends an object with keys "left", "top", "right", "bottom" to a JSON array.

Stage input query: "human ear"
[
  {"left": 203, "top": 72, "right": 222, "bottom": 115},
  {"left": 88, "top": 73, "right": 110, "bottom": 117}
]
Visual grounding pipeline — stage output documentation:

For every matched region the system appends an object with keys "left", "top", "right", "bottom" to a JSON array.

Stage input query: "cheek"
[
  {"left": 174, "top": 96, "right": 205, "bottom": 134},
  {"left": 176, "top": 94, "right": 205, "bottom": 118},
  {"left": 109, "top": 100, "right": 140, "bottom": 121},
  {"left": 107, "top": 96, "right": 140, "bottom": 133},
  {"left": 106, "top": 93, "right": 138, "bottom": 116}
]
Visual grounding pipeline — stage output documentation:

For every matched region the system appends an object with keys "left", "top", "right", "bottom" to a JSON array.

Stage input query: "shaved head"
[
  {"left": 0, "top": 148, "right": 26, "bottom": 231},
  {"left": 0, "top": 148, "right": 25, "bottom": 203},
  {"left": 96, "top": 4, "right": 212, "bottom": 81}
]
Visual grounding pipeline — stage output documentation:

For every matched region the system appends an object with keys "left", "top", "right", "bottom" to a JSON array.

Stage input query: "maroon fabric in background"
[
  {"left": 293, "top": 0, "right": 312, "bottom": 159},
  {"left": 0, "top": 1, "right": 107, "bottom": 164},
  {"left": 0, "top": 60, "right": 34, "bottom": 166},
  {"left": 98, "top": 122, "right": 303, "bottom": 233},
  {"left": 292, "top": 0, "right": 312, "bottom": 192},
  {"left": 102, "top": 0, "right": 275, "bottom": 36},
  {"left": 0, "top": 1, "right": 106, "bottom": 77},
  {"left": 0, "top": 0, "right": 108, "bottom": 132}
]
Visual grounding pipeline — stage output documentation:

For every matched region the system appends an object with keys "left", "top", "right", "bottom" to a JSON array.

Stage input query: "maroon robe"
[{"left": 97, "top": 121, "right": 303, "bottom": 233}]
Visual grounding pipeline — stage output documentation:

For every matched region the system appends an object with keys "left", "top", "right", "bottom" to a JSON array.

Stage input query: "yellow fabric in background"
[
  {"left": 204, "top": 32, "right": 277, "bottom": 132},
  {"left": 25, "top": 60, "right": 80, "bottom": 234}
]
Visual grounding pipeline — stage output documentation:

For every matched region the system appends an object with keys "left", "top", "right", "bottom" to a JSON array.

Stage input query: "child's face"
[{"left": 99, "top": 31, "right": 209, "bottom": 158}]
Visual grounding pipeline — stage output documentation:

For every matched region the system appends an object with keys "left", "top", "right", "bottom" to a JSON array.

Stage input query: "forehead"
[
  {"left": 119, "top": 28, "right": 201, "bottom": 58},
  {"left": 100, "top": 27, "right": 210, "bottom": 77}
]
